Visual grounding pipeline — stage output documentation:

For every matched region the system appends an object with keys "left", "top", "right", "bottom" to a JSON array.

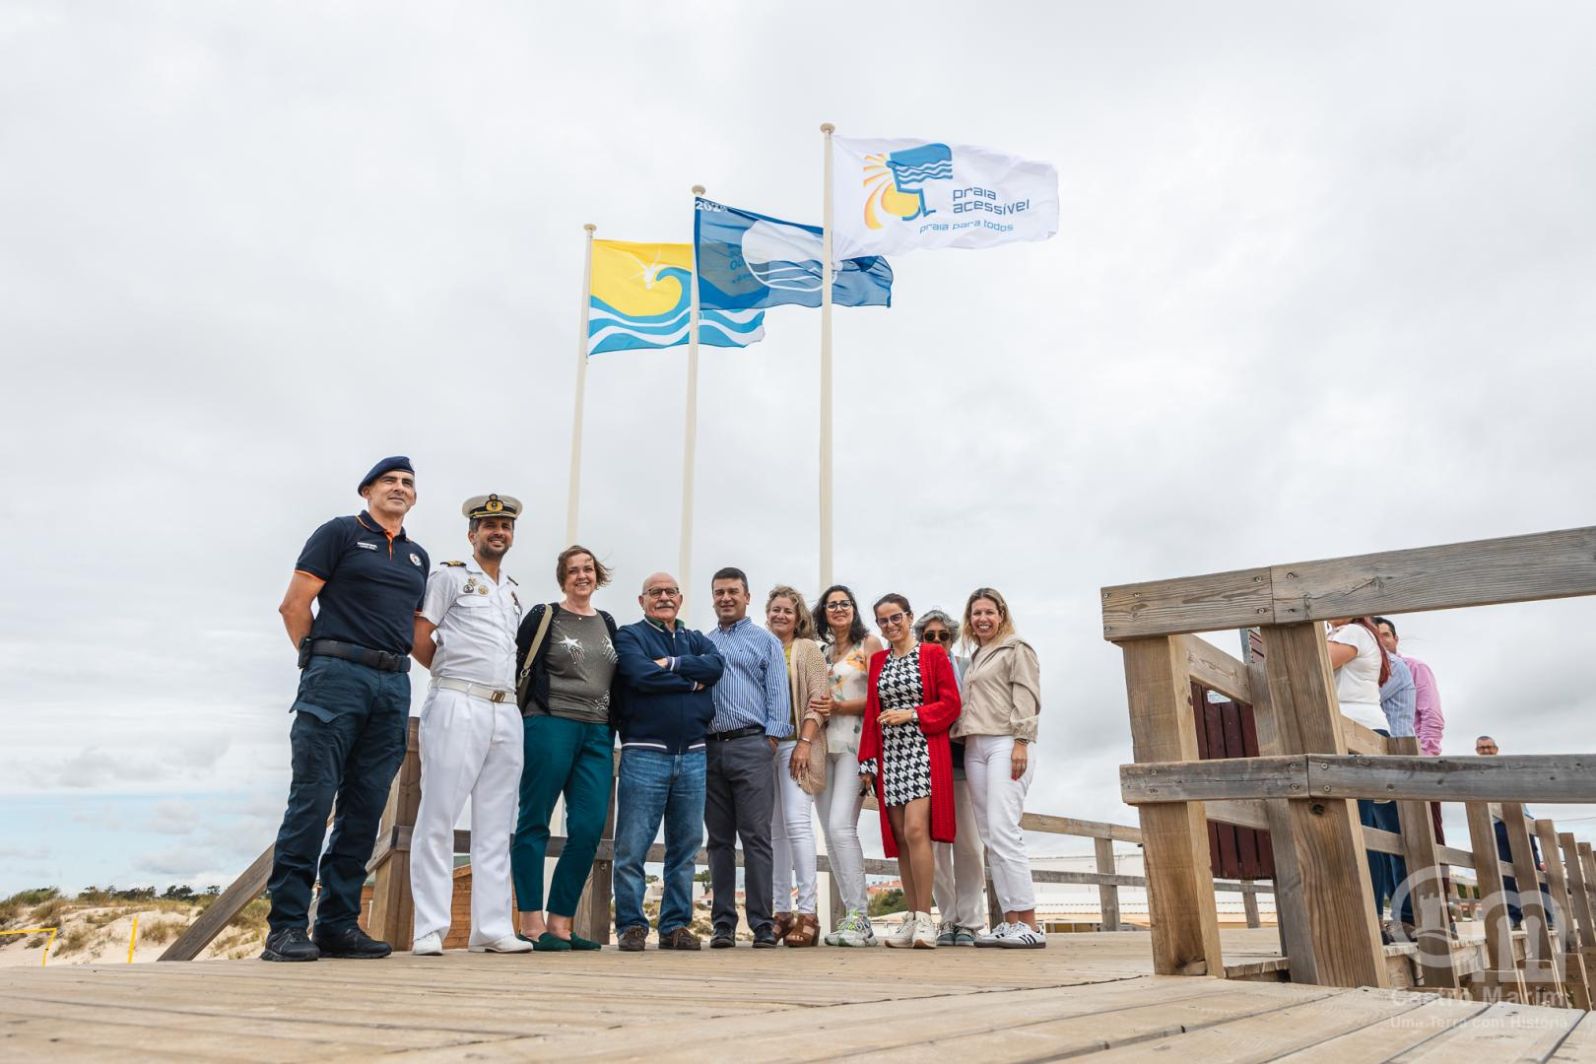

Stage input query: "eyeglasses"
[
  {"left": 825, "top": 601, "right": 853, "bottom": 613},
  {"left": 920, "top": 630, "right": 952, "bottom": 644},
  {"left": 877, "top": 612, "right": 907, "bottom": 629},
  {"left": 645, "top": 587, "right": 680, "bottom": 599}
]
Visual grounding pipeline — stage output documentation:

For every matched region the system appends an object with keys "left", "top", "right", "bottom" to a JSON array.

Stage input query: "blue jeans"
[
  {"left": 268, "top": 656, "right": 410, "bottom": 933},
  {"left": 613, "top": 747, "right": 705, "bottom": 936}
]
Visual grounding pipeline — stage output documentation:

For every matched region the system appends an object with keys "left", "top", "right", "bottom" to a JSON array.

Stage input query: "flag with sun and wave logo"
[
  {"left": 586, "top": 239, "right": 764, "bottom": 355},
  {"left": 693, "top": 198, "right": 893, "bottom": 314},
  {"left": 830, "top": 137, "right": 1058, "bottom": 258}
]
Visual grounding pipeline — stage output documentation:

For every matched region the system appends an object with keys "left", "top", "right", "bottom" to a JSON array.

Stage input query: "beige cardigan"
[
  {"left": 786, "top": 637, "right": 830, "bottom": 794},
  {"left": 952, "top": 635, "right": 1041, "bottom": 742}
]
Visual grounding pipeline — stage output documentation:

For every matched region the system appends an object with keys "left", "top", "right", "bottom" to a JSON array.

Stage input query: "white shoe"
[
  {"left": 997, "top": 924, "right": 1047, "bottom": 949},
  {"left": 412, "top": 931, "right": 444, "bottom": 956},
  {"left": 912, "top": 912, "right": 938, "bottom": 949},
  {"left": 469, "top": 934, "right": 533, "bottom": 954},
  {"left": 975, "top": 922, "right": 1015, "bottom": 948},
  {"left": 825, "top": 910, "right": 876, "bottom": 947},
  {"left": 883, "top": 912, "right": 917, "bottom": 949}
]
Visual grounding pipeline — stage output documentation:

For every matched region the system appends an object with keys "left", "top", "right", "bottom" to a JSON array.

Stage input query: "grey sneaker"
[
  {"left": 825, "top": 910, "right": 876, "bottom": 947},
  {"left": 952, "top": 925, "right": 979, "bottom": 947},
  {"left": 936, "top": 921, "right": 956, "bottom": 947}
]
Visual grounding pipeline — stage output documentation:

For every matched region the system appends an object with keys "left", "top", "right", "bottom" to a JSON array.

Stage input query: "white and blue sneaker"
[
  {"left": 975, "top": 922, "right": 1016, "bottom": 948},
  {"left": 825, "top": 910, "right": 877, "bottom": 947},
  {"left": 997, "top": 924, "right": 1047, "bottom": 949}
]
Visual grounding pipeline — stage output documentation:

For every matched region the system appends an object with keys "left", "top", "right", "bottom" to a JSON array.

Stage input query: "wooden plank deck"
[{"left": 2, "top": 930, "right": 1591, "bottom": 1062}]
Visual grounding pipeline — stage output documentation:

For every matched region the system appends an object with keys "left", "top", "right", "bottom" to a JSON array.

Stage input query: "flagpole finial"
[
  {"left": 583, "top": 223, "right": 596, "bottom": 234},
  {"left": 691, "top": 184, "right": 706, "bottom": 196},
  {"left": 820, "top": 122, "right": 835, "bottom": 134}
]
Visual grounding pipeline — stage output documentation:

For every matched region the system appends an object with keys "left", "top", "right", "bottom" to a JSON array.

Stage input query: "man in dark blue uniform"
[{"left": 261, "top": 456, "right": 430, "bottom": 962}]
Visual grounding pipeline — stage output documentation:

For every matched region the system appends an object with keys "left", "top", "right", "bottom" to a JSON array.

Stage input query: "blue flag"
[{"left": 694, "top": 198, "right": 893, "bottom": 312}]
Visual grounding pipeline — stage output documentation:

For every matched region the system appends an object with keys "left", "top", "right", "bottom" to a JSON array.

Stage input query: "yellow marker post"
[
  {"left": 127, "top": 915, "right": 139, "bottom": 963},
  {"left": 0, "top": 927, "right": 59, "bottom": 967}
]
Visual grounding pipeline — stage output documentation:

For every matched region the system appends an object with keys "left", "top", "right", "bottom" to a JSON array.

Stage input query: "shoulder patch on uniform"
[{"left": 440, "top": 560, "right": 466, "bottom": 567}]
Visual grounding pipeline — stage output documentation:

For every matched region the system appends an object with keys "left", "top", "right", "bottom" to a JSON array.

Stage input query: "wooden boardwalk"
[{"left": 3, "top": 930, "right": 1593, "bottom": 1061}]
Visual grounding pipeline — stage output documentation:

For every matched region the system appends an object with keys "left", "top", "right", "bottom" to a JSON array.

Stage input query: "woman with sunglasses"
[
  {"left": 811, "top": 585, "right": 883, "bottom": 946},
  {"left": 857, "top": 593, "right": 962, "bottom": 949},
  {"left": 956, "top": 587, "right": 1045, "bottom": 949},
  {"left": 916, "top": 610, "right": 985, "bottom": 947}
]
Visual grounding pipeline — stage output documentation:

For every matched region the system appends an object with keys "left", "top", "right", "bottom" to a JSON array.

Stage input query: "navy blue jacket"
[{"left": 613, "top": 618, "right": 723, "bottom": 754}]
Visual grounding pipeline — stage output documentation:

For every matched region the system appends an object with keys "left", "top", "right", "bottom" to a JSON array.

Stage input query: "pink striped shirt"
[{"left": 1401, "top": 654, "right": 1444, "bottom": 756}]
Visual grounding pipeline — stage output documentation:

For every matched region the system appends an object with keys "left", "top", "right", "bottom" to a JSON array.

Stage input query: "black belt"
[
  {"left": 309, "top": 639, "right": 411, "bottom": 673},
  {"left": 707, "top": 724, "right": 764, "bottom": 742}
]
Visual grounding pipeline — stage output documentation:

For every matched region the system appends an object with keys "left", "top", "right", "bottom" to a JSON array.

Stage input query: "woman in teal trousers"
[{"left": 511, "top": 545, "right": 623, "bottom": 951}]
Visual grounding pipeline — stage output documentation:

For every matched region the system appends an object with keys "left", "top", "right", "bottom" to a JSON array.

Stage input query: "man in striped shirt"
[{"left": 702, "top": 566, "right": 793, "bottom": 948}]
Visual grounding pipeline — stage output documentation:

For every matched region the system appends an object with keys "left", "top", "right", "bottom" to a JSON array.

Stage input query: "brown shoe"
[
  {"left": 658, "top": 927, "right": 701, "bottom": 951},
  {"left": 783, "top": 913, "right": 820, "bottom": 947},
  {"left": 618, "top": 925, "right": 648, "bottom": 952},
  {"left": 772, "top": 912, "right": 794, "bottom": 941}
]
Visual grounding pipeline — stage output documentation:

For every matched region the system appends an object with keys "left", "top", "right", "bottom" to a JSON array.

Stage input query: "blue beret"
[{"left": 358, "top": 455, "right": 414, "bottom": 494}]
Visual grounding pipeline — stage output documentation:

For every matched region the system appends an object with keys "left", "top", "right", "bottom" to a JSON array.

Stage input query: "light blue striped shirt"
[
  {"left": 1380, "top": 654, "right": 1416, "bottom": 739},
  {"left": 705, "top": 618, "right": 792, "bottom": 737}
]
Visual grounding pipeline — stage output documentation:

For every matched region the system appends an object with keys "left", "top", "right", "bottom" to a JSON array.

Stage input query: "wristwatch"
[{"left": 1014, "top": 737, "right": 1031, "bottom": 746}]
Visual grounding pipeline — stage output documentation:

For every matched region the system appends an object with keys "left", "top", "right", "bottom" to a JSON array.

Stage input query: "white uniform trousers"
[
  {"left": 933, "top": 775, "right": 987, "bottom": 927},
  {"left": 963, "top": 734, "right": 1036, "bottom": 913},
  {"left": 410, "top": 686, "right": 524, "bottom": 944}
]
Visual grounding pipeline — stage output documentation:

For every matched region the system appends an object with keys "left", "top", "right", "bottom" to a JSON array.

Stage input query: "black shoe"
[
  {"left": 710, "top": 927, "right": 735, "bottom": 949},
  {"left": 658, "top": 927, "right": 702, "bottom": 951},
  {"left": 312, "top": 924, "right": 392, "bottom": 959},
  {"left": 752, "top": 925, "right": 779, "bottom": 949},
  {"left": 261, "top": 927, "right": 320, "bottom": 962}
]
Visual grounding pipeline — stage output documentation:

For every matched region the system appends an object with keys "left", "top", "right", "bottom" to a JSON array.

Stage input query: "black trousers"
[{"left": 704, "top": 733, "right": 775, "bottom": 933}]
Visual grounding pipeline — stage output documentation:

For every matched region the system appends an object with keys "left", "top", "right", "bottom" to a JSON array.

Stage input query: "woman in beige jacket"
[
  {"left": 766, "top": 586, "right": 830, "bottom": 946},
  {"left": 955, "top": 587, "right": 1045, "bottom": 949}
]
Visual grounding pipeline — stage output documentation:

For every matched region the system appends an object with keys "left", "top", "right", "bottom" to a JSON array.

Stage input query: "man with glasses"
[
  {"left": 610, "top": 572, "right": 724, "bottom": 951},
  {"left": 916, "top": 610, "right": 985, "bottom": 946},
  {"left": 703, "top": 566, "right": 792, "bottom": 948}
]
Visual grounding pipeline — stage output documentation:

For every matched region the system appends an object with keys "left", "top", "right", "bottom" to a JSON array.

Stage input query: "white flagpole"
[
  {"left": 680, "top": 185, "right": 705, "bottom": 609},
  {"left": 819, "top": 124, "right": 836, "bottom": 591},
  {"left": 566, "top": 223, "right": 596, "bottom": 546}
]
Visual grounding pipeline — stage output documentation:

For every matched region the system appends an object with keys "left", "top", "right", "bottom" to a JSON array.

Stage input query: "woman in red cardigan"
[{"left": 857, "top": 593, "right": 962, "bottom": 949}]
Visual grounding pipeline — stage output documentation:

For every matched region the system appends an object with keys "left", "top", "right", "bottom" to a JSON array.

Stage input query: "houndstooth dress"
[{"left": 874, "top": 648, "right": 932, "bottom": 807}]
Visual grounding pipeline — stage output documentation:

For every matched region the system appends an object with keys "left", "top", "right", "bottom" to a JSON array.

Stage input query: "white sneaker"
[
  {"left": 997, "top": 924, "right": 1047, "bottom": 949},
  {"left": 469, "top": 934, "right": 533, "bottom": 954},
  {"left": 825, "top": 910, "right": 876, "bottom": 947},
  {"left": 975, "top": 922, "right": 1015, "bottom": 948},
  {"left": 883, "top": 912, "right": 917, "bottom": 949},
  {"left": 412, "top": 931, "right": 444, "bottom": 956},
  {"left": 912, "top": 912, "right": 938, "bottom": 949}
]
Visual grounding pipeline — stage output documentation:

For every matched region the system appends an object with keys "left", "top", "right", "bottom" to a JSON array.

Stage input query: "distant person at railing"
[
  {"left": 1327, "top": 616, "right": 1405, "bottom": 941},
  {"left": 813, "top": 584, "right": 883, "bottom": 947},
  {"left": 1476, "top": 735, "right": 1550, "bottom": 930},
  {"left": 858, "top": 593, "right": 963, "bottom": 949},
  {"left": 916, "top": 609, "right": 985, "bottom": 947},
  {"left": 1375, "top": 618, "right": 1445, "bottom": 756},
  {"left": 510, "top": 545, "right": 625, "bottom": 952},
  {"left": 956, "top": 588, "right": 1045, "bottom": 950},
  {"left": 765, "top": 585, "right": 831, "bottom": 948},
  {"left": 611, "top": 572, "right": 724, "bottom": 952}
]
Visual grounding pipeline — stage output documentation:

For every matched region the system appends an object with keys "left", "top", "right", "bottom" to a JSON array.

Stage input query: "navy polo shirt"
[{"left": 294, "top": 512, "right": 429, "bottom": 655}]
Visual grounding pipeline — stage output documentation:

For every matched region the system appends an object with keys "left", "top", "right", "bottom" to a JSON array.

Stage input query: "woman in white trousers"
[
  {"left": 955, "top": 587, "right": 1045, "bottom": 949},
  {"left": 766, "top": 585, "right": 831, "bottom": 946}
]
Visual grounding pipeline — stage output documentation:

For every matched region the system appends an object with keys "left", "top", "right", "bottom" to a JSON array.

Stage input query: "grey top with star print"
[{"left": 545, "top": 610, "right": 619, "bottom": 724}]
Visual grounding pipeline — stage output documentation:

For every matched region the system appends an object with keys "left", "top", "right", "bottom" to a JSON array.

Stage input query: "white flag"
[{"left": 830, "top": 136, "right": 1058, "bottom": 258}]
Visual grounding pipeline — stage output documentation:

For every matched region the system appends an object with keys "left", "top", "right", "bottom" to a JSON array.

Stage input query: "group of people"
[{"left": 258, "top": 457, "right": 1045, "bottom": 963}]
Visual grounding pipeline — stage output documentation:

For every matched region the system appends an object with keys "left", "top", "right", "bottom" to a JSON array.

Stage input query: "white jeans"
[
  {"left": 964, "top": 734, "right": 1035, "bottom": 913},
  {"left": 933, "top": 775, "right": 986, "bottom": 927},
  {"left": 771, "top": 741, "right": 818, "bottom": 914},
  {"left": 410, "top": 687, "right": 524, "bottom": 944},
  {"left": 814, "top": 748, "right": 868, "bottom": 915}
]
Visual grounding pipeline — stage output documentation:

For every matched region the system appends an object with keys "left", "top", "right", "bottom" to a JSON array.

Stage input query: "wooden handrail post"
[
  {"left": 1242, "top": 884, "right": 1261, "bottom": 929},
  {"left": 367, "top": 718, "right": 422, "bottom": 950},
  {"left": 1501, "top": 802, "right": 1564, "bottom": 1004},
  {"left": 1390, "top": 736, "right": 1459, "bottom": 990},
  {"left": 1256, "top": 623, "right": 1386, "bottom": 989},
  {"left": 1094, "top": 837, "right": 1120, "bottom": 931},
  {"left": 1538, "top": 819, "right": 1591, "bottom": 1008},
  {"left": 1465, "top": 801, "right": 1525, "bottom": 1002},
  {"left": 1120, "top": 636, "right": 1222, "bottom": 976}
]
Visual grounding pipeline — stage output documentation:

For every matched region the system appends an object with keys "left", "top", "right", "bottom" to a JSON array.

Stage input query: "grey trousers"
[{"left": 705, "top": 733, "right": 775, "bottom": 933}]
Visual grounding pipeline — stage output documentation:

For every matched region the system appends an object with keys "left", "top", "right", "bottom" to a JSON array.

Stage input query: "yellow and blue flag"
[
  {"left": 694, "top": 198, "right": 892, "bottom": 313},
  {"left": 587, "top": 240, "right": 764, "bottom": 355}
]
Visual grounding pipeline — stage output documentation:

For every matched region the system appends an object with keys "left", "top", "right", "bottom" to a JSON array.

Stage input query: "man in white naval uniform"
[{"left": 408, "top": 493, "right": 532, "bottom": 955}]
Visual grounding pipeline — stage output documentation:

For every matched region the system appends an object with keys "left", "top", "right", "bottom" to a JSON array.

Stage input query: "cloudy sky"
[{"left": 4, "top": 1, "right": 1595, "bottom": 896}]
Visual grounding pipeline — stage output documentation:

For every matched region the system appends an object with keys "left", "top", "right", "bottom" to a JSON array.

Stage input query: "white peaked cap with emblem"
[{"left": 462, "top": 493, "right": 523, "bottom": 521}]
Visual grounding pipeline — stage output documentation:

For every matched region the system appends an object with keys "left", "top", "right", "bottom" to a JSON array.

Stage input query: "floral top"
[{"left": 823, "top": 640, "right": 870, "bottom": 757}]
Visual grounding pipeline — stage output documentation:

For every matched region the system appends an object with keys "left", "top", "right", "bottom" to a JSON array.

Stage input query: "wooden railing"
[
  {"left": 1102, "top": 524, "right": 1596, "bottom": 1006},
  {"left": 162, "top": 720, "right": 1274, "bottom": 961}
]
